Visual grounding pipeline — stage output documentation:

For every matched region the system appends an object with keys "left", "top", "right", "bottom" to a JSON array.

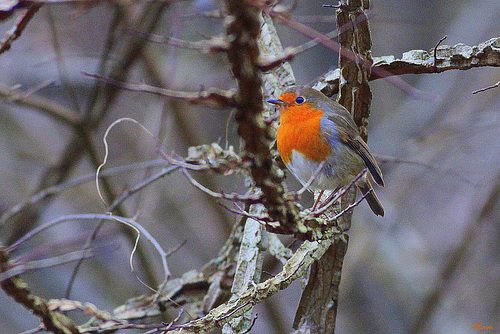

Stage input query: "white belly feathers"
[{"left": 286, "top": 148, "right": 365, "bottom": 191}]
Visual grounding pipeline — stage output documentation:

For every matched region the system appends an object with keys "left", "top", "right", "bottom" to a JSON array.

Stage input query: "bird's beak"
[{"left": 267, "top": 98, "right": 285, "bottom": 106}]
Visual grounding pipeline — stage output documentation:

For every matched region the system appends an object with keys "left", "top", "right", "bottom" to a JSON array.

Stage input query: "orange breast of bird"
[{"left": 277, "top": 100, "right": 331, "bottom": 165}]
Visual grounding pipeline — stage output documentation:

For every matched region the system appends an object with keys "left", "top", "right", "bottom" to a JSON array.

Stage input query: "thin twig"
[
  {"left": 218, "top": 202, "right": 271, "bottom": 224},
  {"left": 296, "top": 161, "right": 325, "bottom": 196},
  {"left": 84, "top": 72, "right": 237, "bottom": 107},
  {"left": 0, "top": 247, "right": 100, "bottom": 282},
  {"left": 8, "top": 214, "right": 171, "bottom": 280},
  {"left": 329, "top": 188, "right": 372, "bottom": 221},
  {"left": 182, "top": 168, "right": 262, "bottom": 203},
  {"left": 432, "top": 35, "right": 448, "bottom": 70},
  {"left": 312, "top": 169, "right": 368, "bottom": 216},
  {"left": 472, "top": 80, "right": 500, "bottom": 94},
  {"left": 128, "top": 29, "right": 229, "bottom": 53},
  {"left": 108, "top": 165, "right": 180, "bottom": 211},
  {"left": 258, "top": 29, "right": 339, "bottom": 72}
]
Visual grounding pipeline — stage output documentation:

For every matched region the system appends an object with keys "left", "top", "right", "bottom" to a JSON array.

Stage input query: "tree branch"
[
  {"left": 315, "top": 37, "right": 500, "bottom": 96},
  {"left": 0, "top": 246, "right": 80, "bottom": 334},
  {"left": 225, "top": 0, "right": 302, "bottom": 230},
  {"left": 0, "top": 2, "right": 43, "bottom": 54},
  {"left": 84, "top": 73, "right": 237, "bottom": 108},
  {"left": 163, "top": 238, "right": 336, "bottom": 333},
  {"left": 0, "top": 83, "right": 82, "bottom": 127}
]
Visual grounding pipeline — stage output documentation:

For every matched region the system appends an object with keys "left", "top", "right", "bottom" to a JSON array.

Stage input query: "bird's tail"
[{"left": 358, "top": 181, "right": 384, "bottom": 216}]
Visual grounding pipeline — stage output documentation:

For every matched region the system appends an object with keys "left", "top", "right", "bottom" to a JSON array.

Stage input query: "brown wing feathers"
[{"left": 337, "top": 129, "right": 384, "bottom": 187}]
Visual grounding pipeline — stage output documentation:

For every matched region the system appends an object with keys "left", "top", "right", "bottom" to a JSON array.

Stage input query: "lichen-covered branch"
[
  {"left": 225, "top": 0, "right": 301, "bottom": 229},
  {"left": 163, "top": 238, "right": 335, "bottom": 334},
  {"left": 222, "top": 216, "right": 266, "bottom": 333},
  {"left": 0, "top": 246, "right": 80, "bottom": 334},
  {"left": 372, "top": 37, "right": 500, "bottom": 77},
  {"left": 73, "top": 229, "right": 335, "bottom": 334},
  {"left": 315, "top": 37, "right": 500, "bottom": 96}
]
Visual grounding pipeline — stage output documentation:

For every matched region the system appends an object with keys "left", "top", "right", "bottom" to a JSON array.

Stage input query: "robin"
[{"left": 268, "top": 86, "right": 384, "bottom": 216}]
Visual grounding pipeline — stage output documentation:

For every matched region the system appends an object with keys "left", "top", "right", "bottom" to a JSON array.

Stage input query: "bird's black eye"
[{"left": 295, "top": 96, "right": 305, "bottom": 104}]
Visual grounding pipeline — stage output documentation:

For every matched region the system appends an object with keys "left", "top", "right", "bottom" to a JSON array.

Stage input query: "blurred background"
[{"left": 0, "top": 0, "right": 499, "bottom": 333}]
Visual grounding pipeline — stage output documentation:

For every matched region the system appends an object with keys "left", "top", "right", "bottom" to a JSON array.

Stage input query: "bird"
[{"left": 268, "top": 86, "right": 385, "bottom": 216}]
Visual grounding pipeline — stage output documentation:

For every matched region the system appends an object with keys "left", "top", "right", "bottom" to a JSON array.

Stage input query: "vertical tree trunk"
[{"left": 293, "top": 1, "right": 374, "bottom": 333}]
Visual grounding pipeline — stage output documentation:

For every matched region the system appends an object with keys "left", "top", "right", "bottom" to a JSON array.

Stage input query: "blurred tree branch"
[
  {"left": 0, "top": 2, "right": 171, "bottom": 294},
  {"left": 0, "top": 83, "right": 82, "bottom": 127},
  {"left": 83, "top": 73, "right": 237, "bottom": 108},
  {"left": 410, "top": 173, "right": 500, "bottom": 334}
]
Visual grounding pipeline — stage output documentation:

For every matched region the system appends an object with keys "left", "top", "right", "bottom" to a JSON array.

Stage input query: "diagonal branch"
[
  {"left": 162, "top": 237, "right": 336, "bottom": 334},
  {"left": 0, "top": 3, "right": 43, "bottom": 54},
  {"left": 0, "top": 83, "right": 82, "bottom": 127},
  {"left": 0, "top": 246, "right": 80, "bottom": 334},
  {"left": 129, "top": 30, "right": 230, "bottom": 53}
]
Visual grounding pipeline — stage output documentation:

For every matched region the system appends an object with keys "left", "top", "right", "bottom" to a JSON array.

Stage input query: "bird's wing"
[{"left": 336, "top": 127, "right": 384, "bottom": 187}]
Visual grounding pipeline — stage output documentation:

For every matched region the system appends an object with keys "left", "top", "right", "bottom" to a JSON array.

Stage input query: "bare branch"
[
  {"left": 181, "top": 168, "right": 262, "bottom": 204},
  {"left": 0, "top": 160, "right": 173, "bottom": 227},
  {"left": 0, "top": 3, "right": 42, "bottom": 54},
  {"left": 0, "top": 83, "right": 82, "bottom": 127},
  {"left": 0, "top": 247, "right": 98, "bottom": 282},
  {"left": 472, "top": 79, "right": 500, "bottom": 94},
  {"left": 8, "top": 214, "right": 171, "bottom": 280},
  {"left": 84, "top": 72, "right": 237, "bottom": 108},
  {"left": 258, "top": 29, "right": 338, "bottom": 72},
  {"left": 218, "top": 202, "right": 271, "bottom": 224},
  {"left": 129, "top": 29, "right": 230, "bottom": 53}
]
